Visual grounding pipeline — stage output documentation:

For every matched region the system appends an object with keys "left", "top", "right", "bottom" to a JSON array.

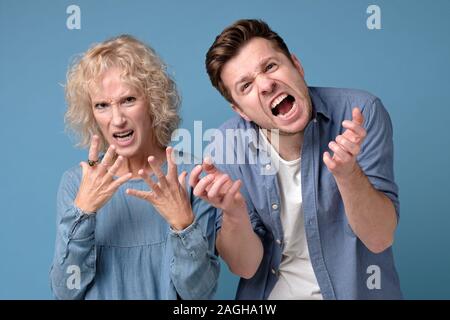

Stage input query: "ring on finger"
[{"left": 88, "top": 159, "right": 99, "bottom": 167}]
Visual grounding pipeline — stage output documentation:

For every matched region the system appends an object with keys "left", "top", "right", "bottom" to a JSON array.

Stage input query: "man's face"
[
  {"left": 89, "top": 68, "right": 154, "bottom": 158},
  {"left": 221, "top": 37, "right": 312, "bottom": 135}
]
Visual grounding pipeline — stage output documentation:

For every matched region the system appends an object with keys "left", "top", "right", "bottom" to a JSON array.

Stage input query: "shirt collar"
[{"left": 309, "top": 86, "right": 330, "bottom": 121}]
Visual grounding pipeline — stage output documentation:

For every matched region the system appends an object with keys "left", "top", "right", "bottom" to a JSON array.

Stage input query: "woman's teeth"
[{"left": 113, "top": 130, "right": 134, "bottom": 141}]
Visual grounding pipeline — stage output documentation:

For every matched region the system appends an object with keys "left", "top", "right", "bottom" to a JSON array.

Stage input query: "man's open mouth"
[
  {"left": 113, "top": 129, "right": 134, "bottom": 141},
  {"left": 271, "top": 94, "right": 295, "bottom": 117}
]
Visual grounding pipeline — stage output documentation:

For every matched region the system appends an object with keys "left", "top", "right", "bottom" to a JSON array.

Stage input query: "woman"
[{"left": 50, "top": 35, "right": 219, "bottom": 299}]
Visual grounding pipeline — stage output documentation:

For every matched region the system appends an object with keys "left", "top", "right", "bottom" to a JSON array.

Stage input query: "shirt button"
[
  {"left": 265, "top": 164, "right": 271, "bottom": 171},
  {"left": 272, "top": 203, "right": 278, "bottom": 210}
]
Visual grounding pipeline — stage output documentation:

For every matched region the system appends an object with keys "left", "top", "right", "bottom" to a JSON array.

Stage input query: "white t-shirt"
[{"left": 260, "top": 131, "right": 323, "bottom": 300}]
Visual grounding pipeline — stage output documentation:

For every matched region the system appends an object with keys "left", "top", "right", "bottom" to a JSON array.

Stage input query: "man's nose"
[
  {"left": 257, "top": 75, "right": 276, "bottom": 96},
  {"left": 111, "top": 105, "right": 126, "bottom": 127}
]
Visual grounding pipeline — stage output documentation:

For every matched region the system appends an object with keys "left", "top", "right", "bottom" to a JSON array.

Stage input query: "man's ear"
[
  {"left": 231, "top": 103, "right": 251, "bottom": 121},
  {"left": 291, "top": 53, "right": 305, "bottom": 78}
]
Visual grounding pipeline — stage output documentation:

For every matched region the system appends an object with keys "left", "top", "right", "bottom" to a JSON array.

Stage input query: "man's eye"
[
  {"left": 241, "top": 82, "right": 251, "bottom": 92},
  {"left": 265, "top": 63, "right": 276, "bottom": 72}
]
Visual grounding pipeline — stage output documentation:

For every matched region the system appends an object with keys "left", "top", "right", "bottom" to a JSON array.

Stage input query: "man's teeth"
[{"left": 271, "top": 93, "right": 288, "bottom": 109}]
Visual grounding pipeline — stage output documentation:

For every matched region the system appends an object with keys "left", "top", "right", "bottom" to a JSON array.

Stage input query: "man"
[{"left": 190, "top": 19, "right": 401, "bottom": 299}]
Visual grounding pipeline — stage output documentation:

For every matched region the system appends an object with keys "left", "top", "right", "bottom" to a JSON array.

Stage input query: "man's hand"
[
  {"left": 322, "top": 107, "right": 397, "bottom": 253},
  {"left": 189, "top": 157, "right": 246, "bottom": 218},
  {"left": 323, "top": 107, "right": 367, "bottom": 178},
  {"left": 189, "top": 158, "right": 263, "bottom": 278}
]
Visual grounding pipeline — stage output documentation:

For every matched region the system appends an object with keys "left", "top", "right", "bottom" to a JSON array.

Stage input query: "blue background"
[{"left": 0, "top": 0, "right": 449, "bottom": 299}]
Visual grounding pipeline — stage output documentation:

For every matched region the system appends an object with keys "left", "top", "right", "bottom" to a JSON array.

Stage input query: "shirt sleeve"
[
  {"left": 169, "top": 192, "right": 220, "bottom": 300},
  {"left": 358, "top": 97, "right": 400, "bottom": 219},
  {"left": 49, "top": 170, "right": 97, "bottom": 300}
]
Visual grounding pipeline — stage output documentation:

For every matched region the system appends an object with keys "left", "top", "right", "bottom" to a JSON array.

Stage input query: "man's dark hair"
[{"left": 206, "top": 19, "right": 292, "bottom": 103}]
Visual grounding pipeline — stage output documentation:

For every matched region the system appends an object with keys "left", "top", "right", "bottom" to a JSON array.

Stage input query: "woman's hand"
[
  {"left": 126, "top": 147, "right": 194, "bottom": 231},
  {"left": 74, "top": 135, "right": 132, "bottom": 213}
]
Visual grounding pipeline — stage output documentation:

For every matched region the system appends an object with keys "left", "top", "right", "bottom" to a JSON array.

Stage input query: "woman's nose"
[{"left": 111, "top": 106, "right": 126, "bottom": 127}]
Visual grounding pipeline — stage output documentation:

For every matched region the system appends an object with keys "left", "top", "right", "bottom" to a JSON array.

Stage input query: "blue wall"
[{"left": 0, "top": 0, "right": 449, "bottom": 299}]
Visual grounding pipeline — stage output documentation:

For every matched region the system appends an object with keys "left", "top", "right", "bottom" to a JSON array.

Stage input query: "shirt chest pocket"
[{"left": 95, "top": 197, "right": 169, "bottom": 247}]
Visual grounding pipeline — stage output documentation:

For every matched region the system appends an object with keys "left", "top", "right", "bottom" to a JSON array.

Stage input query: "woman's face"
[{"left": 89, "top": 68, "right": 155, "bottom": 158}]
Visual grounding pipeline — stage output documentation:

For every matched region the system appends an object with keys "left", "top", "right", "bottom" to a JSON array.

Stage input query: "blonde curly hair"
[{"left": 65, "top": 35, "right": 180, "bottom": 151}]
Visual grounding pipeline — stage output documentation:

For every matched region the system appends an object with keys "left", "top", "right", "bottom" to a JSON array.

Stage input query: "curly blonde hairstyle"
[{"left": 65, "top": 34, "right": 180, "bottom": 151}]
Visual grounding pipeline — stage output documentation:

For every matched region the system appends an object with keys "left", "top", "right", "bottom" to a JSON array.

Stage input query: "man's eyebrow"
[
  {"left": 235, "top": 74, "right": 252, "bottom": 87},
  {"left": 234, "top": 57, "right": 274, "bottom": 87}
]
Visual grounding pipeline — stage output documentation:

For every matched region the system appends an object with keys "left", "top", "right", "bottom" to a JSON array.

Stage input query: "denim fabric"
[
  {"left": 215, "top": 87, "right": 402, "bottom": 299},
  {"left": 50, "top": 160, "right": 219, "bottom": 299}
]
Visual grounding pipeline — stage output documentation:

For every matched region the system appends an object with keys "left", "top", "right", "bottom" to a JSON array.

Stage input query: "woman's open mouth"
[{"left": 113, "top": 129, "right": 134, "bottom": 145}]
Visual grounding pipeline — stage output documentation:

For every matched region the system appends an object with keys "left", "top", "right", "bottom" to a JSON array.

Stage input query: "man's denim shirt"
[{"left": 214, "top": 87, "right": 402, "bottom": 299}]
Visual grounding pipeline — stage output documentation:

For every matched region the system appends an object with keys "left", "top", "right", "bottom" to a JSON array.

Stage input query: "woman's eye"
[
  {"left": 94, "top": 103, "right": 108, "bottom": 109},
  {"left": 124, "top": 96, "right": 136, "bottom": 104}
]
